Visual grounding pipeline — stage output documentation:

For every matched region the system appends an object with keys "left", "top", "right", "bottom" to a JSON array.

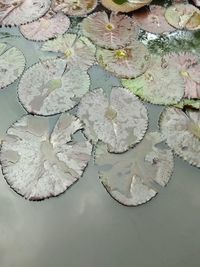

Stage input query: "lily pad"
[
  {"left": 159, "top": 107, "right": 200, "bottom": 167},
  {"left": 18, "top": 58, "right": 90, "bottom": 116},
  {"left": 163, "top": 52, "right": 200, "bottom": 99},
  {"left": 122, "top": 56, "right": 185, "bottom": 105},
  {"left": 81, "top": 11, "right": 138, "bottom": 49},
  {"left": 96, "top": 41, "right": 150, "bottom": 79},
  {"left": 0, "top": 114, "right": 92, "bottom": 200},
  {"left": 0, "top": 0, "right": 51, "bottom": 26},
  {"left": 174, "top": 99, "right": 200, "bottom": 109},
  {"left": 77, "top": 87, "right": 148, "bottom": 153},
  {"left": 0, "top": 42, "right": 25, "bottom": 89},
  {"left": 133, "top": 5, "right": 175, "bottom": 34},
  {"left": 165, "top": 4, "right": 200, "bottom": 31},
  {"left": 52, "top": 0, "right": 97, "bottom": 17},
  {"left": 20, "top": 11, "right": 70, "bottom": 42},
  {"left": 95, "top": 132, "right": 174, "bottom": 206},
  {"left": 41, "top": 33, "right": 96, "bottom": 69}
]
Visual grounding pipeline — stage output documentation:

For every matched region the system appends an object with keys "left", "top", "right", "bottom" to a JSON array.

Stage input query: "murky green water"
[{"left": 0, "top": 1, "right": 200, "bottom": 266}]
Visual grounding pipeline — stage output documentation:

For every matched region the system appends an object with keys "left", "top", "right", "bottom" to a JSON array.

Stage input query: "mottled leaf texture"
[
  {"left": 0, "top": 43, "right": 25, "bottom": 89},
  {"left": 77, "top": 87, "right": 148, "bottom": 153},
  {"left": 95, "top": 132, "right": 174, "bottom": 206},
  {"left": 160, "top": 107, "right": 200, "bottom": 167},
  {"left": 122, "top": 56, "right": 185, "bottom": 105},
  {"left": 20, "top": 11, "right": 70, "bottom": 41},
  {"left": 52, "top": 0, "right": 97, "bottom": 16},
  {"left": 165, "top": 4, "right": 200, "bottom": 31},
  {"left": 0, "top": 114, "right": 92, "bottom": 200},
  {"left": 96, "top": 41, "right": 150, "bottom": 79},
  {"left": 81, "top": 11, "right": 138, "bottom": 49},
  {"left": 133, "top": 5, "right": 175, "bottom": 34},
  {"left": 18, "top": 58, "right": 90, "bottom": 116},
  {"left": 41, "top": 33, "right": 96, "bottom": 69},
  {"left": 0, "top": 0, "right": 51, "bottom": 26}
]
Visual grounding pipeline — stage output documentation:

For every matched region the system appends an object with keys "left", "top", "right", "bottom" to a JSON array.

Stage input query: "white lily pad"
[
  {"left": 77, "top": 87, "right": 148, "bottom": 153},
  {"left": 159, "top": 107, "right": 200, "bottom": 168},
  {"left": 95, "top": 132, "right": 174, "bottom": 206},
  {"left": 18, "top": 58, "right": 90, "bottom": 116},
  {"left": 0, "top": 114, "right": 92, "bottom": 200}
]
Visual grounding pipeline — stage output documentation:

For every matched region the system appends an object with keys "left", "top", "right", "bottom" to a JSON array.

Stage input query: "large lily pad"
[
  {"left": 95, "top": 132, "right": 174, "bottom": 206},
  {"left": 0, "top": 114, "right": 92, "bottom": 200},
  {"left": 0, "top": 42, "right": 25, "bottom": 89},
  {"left": 0, "top": 0, "right": 51, "bottom": 26},
  {"left": 20, "top": 11, "right": 70, "bottom": 41},
  {"left": 18, "top": 58, "right": 90, "bottom": 116},
  {"left": 159, "top": 107, "right": 200, "bottom": 168},
  {"left": 52, "top": 0, "right": 97, "bottom": 17},
  {"left": 77, "top": 87, "right": 148, "bottom": 153},
  {"left": 41, "top": 33, "right": 96, "bottom": 69},
  {"left": 81, "top": 11, "right": 138, "bottom": 49},
  {"left": 122, "top": 56, "right": 185, "bottom": 105},
  {"left": 96, "top": 41, "right": 150, "bottom": 79}
]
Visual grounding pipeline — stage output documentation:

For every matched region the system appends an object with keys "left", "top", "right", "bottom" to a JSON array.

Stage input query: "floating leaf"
[
  {"left": 133, "top": 5, "right": 175, "bottom": 34},
  {"left": 174, "top": 99, "right": 200, "bottom": 109},
  {"left": 0, "top": 42, "right": 25, "bottom": 89},
  {"left": 81, "top": 11, "right": 138, "bottom": 49},
  {"left": 18, "top": 58, "right": 90, "bottom": 116},
  {"left": 165, "top": 4, "right": 200, "bottom": 31},
  {"left": 95, "top": 132, "right": 174, "bottom": 206},
  {"left": 122, "top": 55, "right": 185, "bottom": 105},
  {"left": 0, "top": 0, "right": 51, "bottom": 26},
  {"left": 41, "top": 33, "right": 96, "bottom": 69},
  {"left": 96, "top": 41, "right": 150, "bottom": 79},
  {"left": 101, "top": 0, "right": 152, "bottom": 13},
  {"left": 20, "top": 11, "right": 70, "bottom": 42},
  {"left": 163, "top": 52, "right": 200, "bottom": 99},
  {"left": 160, "top": 107, "right": 200, "bottom": 167},
  {"left": 77, "top": 87, "right": 148, "bottom": 153},
  {"left": 52, "top": 0, "right": 97, "bottom": 17},
  {"left": 0, "top": 114, "right": 92, "bottom": 200}
]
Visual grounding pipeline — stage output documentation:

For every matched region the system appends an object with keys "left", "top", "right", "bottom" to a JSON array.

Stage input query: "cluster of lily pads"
[{"left": 0, "top": 0, "right": 199, "bottom": 206}]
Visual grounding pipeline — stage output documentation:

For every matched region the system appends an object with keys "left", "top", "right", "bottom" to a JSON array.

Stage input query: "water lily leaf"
[
  {"left": 159, "top": 107, "right": 200, "bottom": 167},
  {"left": 41, "top": 33, "right": 96, "bottom": 69},
  {"left": 0, "top": 114, "right": 92, "bottom": 200},
  {"left": 165, "top": 4, "right": 200, "bottom": 31},
  {"left": 174, "top": 99, "right": 200, "bottom": 109},
  {"left": 122, "top": 55, "right": 185, "bottom": 105},
  {"left": 95, "top": 132, "right": 174, "bottom": 206},
  {"left": 18, "top": 58, "right": 90, "bottom": 116},
  {"left": 20, "top": 11, "right": 70, "bottom": 42},
  {"left": 77, "top": 87, "right": 148, "bottom": 153},
  {"left": 0, "top": 43, "right": 25, "bottom": 89},
  {"left": 133, "top": 5, "right": 175, "bottom": 34},
  {"left": 96, "top": 41, "right": 150, "bottom": 79},
  {"left": 163, "top": 52, "right": 200, "bottom": 99},
  {"left": 52, "top": 0, "right": 97, "bottom": 17},
  {"left": 101, "top": 0, "right": 152, "bottom": 13},
  {"left": 81, "top": 11, "right": 138, "bottom": 50},
  {"left": 0, "top": 0, "right": 51, "bottom": 26}
]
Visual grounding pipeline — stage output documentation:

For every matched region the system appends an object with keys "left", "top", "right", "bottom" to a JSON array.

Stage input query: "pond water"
[{"left": 0, "top": 1, "right": 200, "bottom": 267}]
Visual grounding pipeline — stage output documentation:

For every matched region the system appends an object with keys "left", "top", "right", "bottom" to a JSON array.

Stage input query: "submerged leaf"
[
  {"left": 159, "top": 107, "right": 200, "bottom": 167},
  {"left": 81, "top": 11, "right": 138, "bottom": 49},
  {"left": 77, "top": 87, "right": 148, "bottom": 153},
  {"left": 0, "top": 42, "right": 25, "bottom": 89},
  {"left": 0, "top": 114, "right": 92, "bottom": 200},
  {"left": 96, "top": 41, "right": 150, "bottom": 79},
  {"left": 52, "top": 0, "right": 97, "bottom": 16},
  {"left": 20, "top": 11, "right": 70, "bottom": 42},
  {"left": 95, "top": 132, "right": 174, "bottom": 206},
  {"left": 133, "top": 5, "right": 175, "bottom": 34},
  {"left": 41, "top": 33, "right": 96, "bottom": 69},
  {"left": 0, "top": 0, "right": 51, "bottom": 26},
  {"left": 18, "top": 58, "right": 90, "bottom": 116},
  {"left": 122, "top": 55, "right": 185, "bottom": 105}
]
